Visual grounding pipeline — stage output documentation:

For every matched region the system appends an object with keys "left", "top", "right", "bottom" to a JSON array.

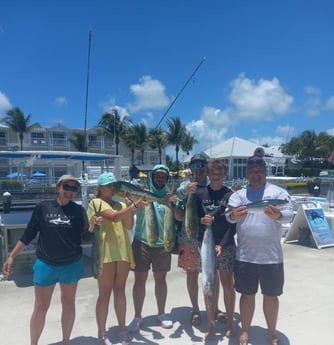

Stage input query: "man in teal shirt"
[{"left": 128, "top": 164, "right": 181, "bottom": 332}]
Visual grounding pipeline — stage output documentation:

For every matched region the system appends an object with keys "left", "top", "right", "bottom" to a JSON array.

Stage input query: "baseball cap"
[
  {"left": 98, "top": 172, "right": 117, "bottom": 186},
  {"left": 57, "top": 174, "right": 80, "bottom": 186},
  {"left": 190, "top": 153, "right": 208, "bottom": 164},
  {"left": 247, "top": 156, "right": 266, "bottom": 168}
]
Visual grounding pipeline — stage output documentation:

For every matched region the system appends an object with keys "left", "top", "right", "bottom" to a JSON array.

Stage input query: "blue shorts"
[{"left": 33, "top": 258, "right": 83, "bottom": 287}]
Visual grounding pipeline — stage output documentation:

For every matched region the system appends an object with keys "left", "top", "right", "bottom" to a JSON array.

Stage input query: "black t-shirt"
[
  {"left": 194, "top": 185, "right": 236, "bottom": 246},
  {"left": 20, "top": 200, "right": 90, "bottom": 265}
]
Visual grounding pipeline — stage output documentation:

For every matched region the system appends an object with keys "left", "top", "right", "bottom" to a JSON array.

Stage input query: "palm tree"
[
  {"left": 181, "top": 131, "right": 198, "bottom": 155},
  {"left": 122, "top": 125, "right": 138, "bottom": 164},
  {"left": 98, "top": 108, "right": 131, "bottom": 155},
  {"left": 69, "top": 131, "right": 87, "bottom": 152},
  {"left": 166, "top": 116, "right": 187, "bottom": 172},
  {"left": 2, "top": 107, "right": 39, "bottom": 150},
  {"left": 149, "top": 127, "right": 168, "bottom": 164},
  {"left": 133, "top": 123, "right": 149, "bottom": 164}
]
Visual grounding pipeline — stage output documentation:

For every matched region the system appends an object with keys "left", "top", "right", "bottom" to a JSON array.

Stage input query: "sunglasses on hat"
[{"left": 190, "top": 162, "right": 206, "bottom": 169}]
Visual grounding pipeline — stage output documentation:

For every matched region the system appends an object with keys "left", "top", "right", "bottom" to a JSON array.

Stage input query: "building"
[
  {"left": 183, "top": 137, "right": 286, "bottom": 179},
  {"left": 0, "top": 123, "right": 163, "bottom": 181}
]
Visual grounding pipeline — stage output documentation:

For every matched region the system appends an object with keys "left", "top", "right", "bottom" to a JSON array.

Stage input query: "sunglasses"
[
  {"left": 62, "top": 184, "right": 79, "bottom": 192},
  {"left": 190, "top": 162, "right": 206, "bottom": 169},
  {"left": 247, "top": 157, "right": 266, "bottom": 166}
]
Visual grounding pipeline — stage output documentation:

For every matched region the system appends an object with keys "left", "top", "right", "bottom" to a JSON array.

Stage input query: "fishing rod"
[{"left": 155, "top": 56, "right": 207, "bottom": 129}]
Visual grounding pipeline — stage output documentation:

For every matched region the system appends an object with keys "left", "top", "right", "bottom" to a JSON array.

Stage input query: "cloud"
[
  {"left": 303, "top": 86, "right": 321, "bottom": 116},
  {"left": 0, "top": 91, "right": 12, "bottom": 116},
  {"left": 327, "top": 128, "right": 334, "bottom": 136},
  {"left": 185, "top": 106, "right": 231, "bottom": 153},
  {"left": 326, "top": 96, "right": 334, "bottom": 110},
  {"left": 127, "top": 76, "right": 170, "bottom": 112},
  {"left": 275, "top": 125, "right": 295, "bottom": 138},
  {"left": 228, "top": 73, "right": 294, "bottom": 121},
  {"left": 54, "top": 96, "right": 67, "bottom": 107}
]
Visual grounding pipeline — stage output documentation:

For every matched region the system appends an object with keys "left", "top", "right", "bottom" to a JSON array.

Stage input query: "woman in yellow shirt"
[{"left": 87, "top": 172, "right": 147, "bottom": 345}]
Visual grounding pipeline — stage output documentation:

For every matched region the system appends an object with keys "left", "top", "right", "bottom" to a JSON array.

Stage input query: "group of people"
[{"left": 3, "top": 151, "right": 294, "bottom": 345}]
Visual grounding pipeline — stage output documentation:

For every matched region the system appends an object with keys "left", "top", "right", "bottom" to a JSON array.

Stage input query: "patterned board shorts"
[{"left": 178, "top": 243, "right": 235, "bottom": 273}]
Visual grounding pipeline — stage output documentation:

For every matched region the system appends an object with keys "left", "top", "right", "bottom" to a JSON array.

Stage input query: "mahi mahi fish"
[
  {"left": 200, "top": 225, "right": 217, "bottom": 305},
  {"left": 91, "top": 201, "right": 103, "bottom": 279},
  {"left": 223, "top": 198, "right": 289, "bottom": 214},
  {"left": 163, "top": 203, "right": 176, "bottom": 252},
  {"left": 185, "top": 193, "right": 199, "bottom": 241},
  {"left": 145, "top": 202, "right": 159, "bottom": 247},
  {"left": 111, "top": 181, "right": 170, "bottom": 206}
]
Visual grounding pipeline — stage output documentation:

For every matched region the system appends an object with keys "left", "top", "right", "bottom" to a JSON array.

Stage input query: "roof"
[
  {"left": 0, "top": 150, "right": 119, "bottom": 161},
  {"left": 204, "top": 137, "right": 262, "bottom": 158}
]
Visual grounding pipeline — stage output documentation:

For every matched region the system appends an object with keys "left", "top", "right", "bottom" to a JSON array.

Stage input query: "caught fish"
[
  {"left": 223, "top": 198, "right": 289, "bottom": 214},
  {"left": 201, "top": 225, "right": 216, "bottom": 305},
  {"left": 145, "top": 203, "right": 159, "bottom": 247},
  {"left": 111, "top": 181, "right": 170, "bottom": 206},
  {"left": 91, "top": 201, "right": 103, "bottom": 279},
  {"left": 163, "top": 203, "right": 176, "bottom": 252},
  {"left": 185, "top": 194, "right": 199, "bottom": 241}
]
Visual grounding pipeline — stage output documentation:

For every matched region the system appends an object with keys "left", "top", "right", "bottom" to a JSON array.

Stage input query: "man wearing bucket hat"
[{"left": 128, "top": 164, "right": 182, "bottom": 332}]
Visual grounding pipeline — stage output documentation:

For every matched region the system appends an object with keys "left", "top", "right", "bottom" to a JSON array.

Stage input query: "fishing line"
[{"left": 155, "top": 56, "right": 207, "bottom": 129}]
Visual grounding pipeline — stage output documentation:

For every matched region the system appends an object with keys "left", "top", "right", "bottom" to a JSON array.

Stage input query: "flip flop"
[{"left": 191, "top": 311, "right": 201, "bottom": 326}]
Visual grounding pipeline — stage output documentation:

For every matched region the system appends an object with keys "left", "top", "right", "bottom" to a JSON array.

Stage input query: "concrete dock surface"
[{"left": 1, "top": 243, "right": 333, "bottom": 345}]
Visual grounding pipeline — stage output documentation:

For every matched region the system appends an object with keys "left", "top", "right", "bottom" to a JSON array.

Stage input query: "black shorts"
[{"left": 234, "top": 260, "right": 284, "bottom": 296}]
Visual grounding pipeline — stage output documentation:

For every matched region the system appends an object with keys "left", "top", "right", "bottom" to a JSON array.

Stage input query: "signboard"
[{"left": 284, "top": 203, "right": 334, "bottom": 249}]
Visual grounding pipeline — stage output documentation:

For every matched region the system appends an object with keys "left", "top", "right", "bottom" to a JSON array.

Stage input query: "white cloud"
[
  {"left": 275, "top": 125, "right": 295, "bottom": 138},
  {"left": 327, "top": 128, "right": 334, "bottom": 136},
  {"left": 54, "top": 96, "right": 67, "bottom": 106},
  {"left": 326, "top": 96, "right": 334, "bottom": 110},
  {"left": 228, "top": 73, "right": 294, "bottom": 121},
  {"left": 127, "top": 76, "right": 170, "bottom": 112},
  {"left": 303, "top": 86, "right": 321, "bottom": 116},
  {"left": 0, "top": 91, "right": 12, "bottom": 116}
]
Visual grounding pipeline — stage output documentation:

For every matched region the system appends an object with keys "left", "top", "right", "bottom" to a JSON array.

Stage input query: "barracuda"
[
  {"left": 223, "top": 198, "right": 289, "bottom": 214},
  {"left": 200, "top": 225, "right": 217, "bottom": 303}
]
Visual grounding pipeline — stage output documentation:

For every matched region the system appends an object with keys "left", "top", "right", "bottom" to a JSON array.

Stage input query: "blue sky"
[{"left": 1, "top": 0, "right": 334, "bottom": 158}]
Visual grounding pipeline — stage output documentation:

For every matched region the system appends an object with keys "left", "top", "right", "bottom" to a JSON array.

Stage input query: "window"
[
  {"left": 31, "top": 132, "right": 46, "bottom": 145},
  {"left": 0, "top": 132, "right": 6, "bottom": 145},
  {"left": 52, "top": 132, "right": 66, "bottom": 146}
]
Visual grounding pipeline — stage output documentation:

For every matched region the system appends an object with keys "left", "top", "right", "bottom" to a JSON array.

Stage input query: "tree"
[
  {"left": 98, "top": 108, "right": 131, "bottom": 155},
  {"left": 121, "top": 125, "right": 138, "bottom": 165},
  {"left": 149, "top": 127, "right": 168, "bottom": 164},
  {"left": 181, "top": 131, "right": 198, "bottom": 155},
  {"left": 134, "top": 123, "right": 149, "bottom": 164},
  {"left": 2, "top": 107, "right": 39, "bottom": 150},
  {"left": 69, "top": 131, "right": 86, "bottom": 152},
  {"left": 165, "top": 116, "right": 187, "bottom": 173}
]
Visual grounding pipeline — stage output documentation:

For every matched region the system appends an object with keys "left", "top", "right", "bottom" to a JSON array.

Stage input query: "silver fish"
[
  {"left": 223, "top": 198, "right": 289, "bottom": 214},
  {"left": 163, "top": 203, "right": 176, "bottom": 252},
  {"left": 145, "top": 203, "right": 159, "bottom": 247},
  {"left": 200, "top": 225, "right": 216, "bottom": 305}
]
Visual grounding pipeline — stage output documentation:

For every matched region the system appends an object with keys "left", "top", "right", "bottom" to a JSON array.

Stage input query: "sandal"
[
  {"left": 239, "top": 331, "right": 249, "bottom": 345},
  {"left": 191, "top": 311, "right": 201, "bottom": 326},
  {"left": 215, "top": 309, "right": 227, "bottom": 323},
  {"left": 268, "top": 336, "right": 281, "bottom": 345}
]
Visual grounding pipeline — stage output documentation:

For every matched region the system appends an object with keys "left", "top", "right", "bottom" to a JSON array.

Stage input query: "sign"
[{"left": 284, "top": 203, "right": 334, "bottom": 249}]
